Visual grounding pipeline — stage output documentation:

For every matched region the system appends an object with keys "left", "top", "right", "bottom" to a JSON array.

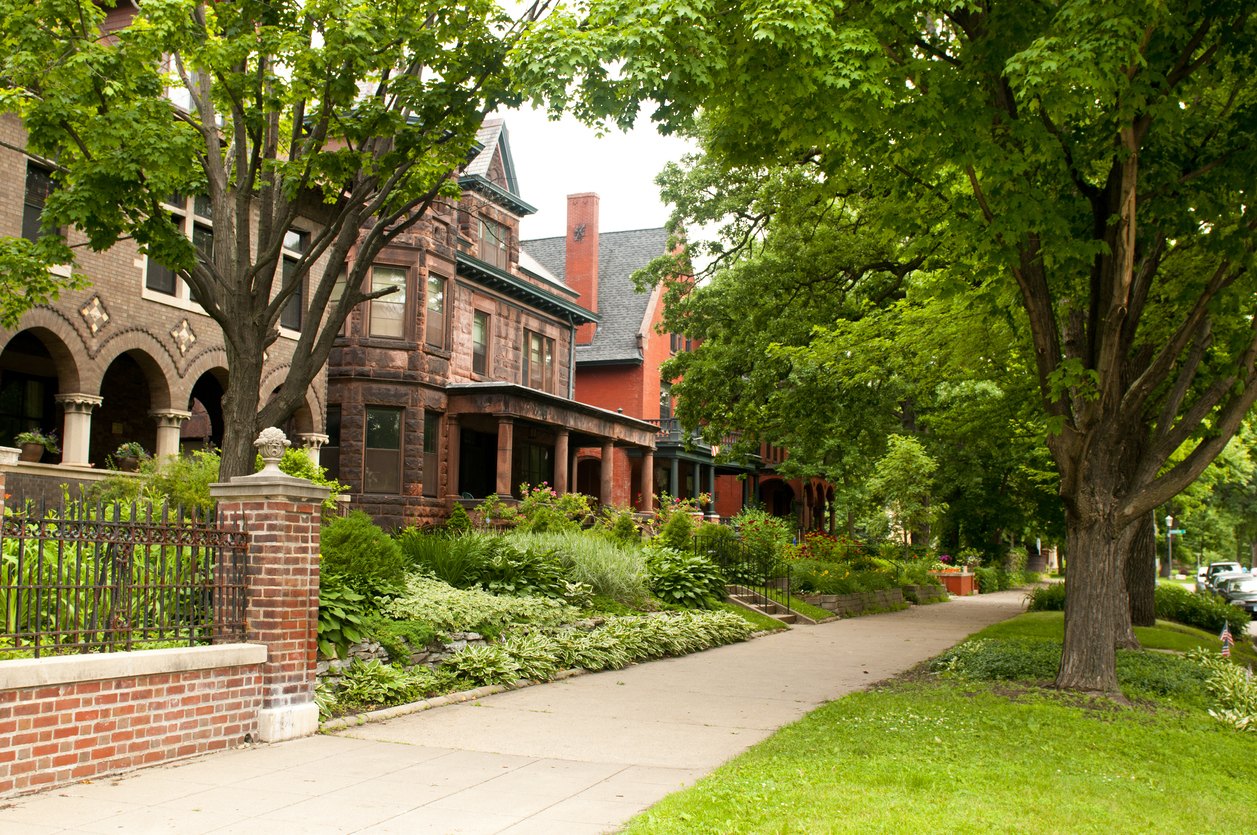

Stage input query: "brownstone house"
[
  {"left": 0, "top": 113, "right": 329, "bottom": 500},
  {"left": 324, "top": 120, "right": 658, "bottom": 529},
  {"left": 524, "top": 193, "right": 838, "bottom": 531}
]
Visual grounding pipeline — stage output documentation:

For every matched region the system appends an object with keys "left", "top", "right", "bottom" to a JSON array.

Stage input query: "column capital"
[
  {"left": 148, "top": 408, "right": 192, "bottom": 428},
  {"left": 54, "top": 392, "right": 103, "bottom": 413},
  {"left": 297, "top": 432, "right": 330, "bottom": 450}
]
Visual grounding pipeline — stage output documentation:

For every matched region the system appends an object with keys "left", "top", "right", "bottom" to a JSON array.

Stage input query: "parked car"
[
  {"left": 1197, "top": 562, "right": 1245, "bottom": 593},
  {"left": 1216, "top": 575, "right": 1257, "bottom": 618},
  {"left": 1210, "top": 571, "right": 1250, "bottom": 597}
]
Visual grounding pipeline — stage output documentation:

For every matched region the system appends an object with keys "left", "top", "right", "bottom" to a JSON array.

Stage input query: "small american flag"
[{"left": 1221, "top": 623, "right": 1234, "bottom": 658}]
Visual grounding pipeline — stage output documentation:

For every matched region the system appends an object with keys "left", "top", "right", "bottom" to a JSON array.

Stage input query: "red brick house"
[
  {"left": 523, "top": 194, "right": 836, "bottom": 529},
  {"left": 324, "top": 122, "right": 658, "bottom": 529}
]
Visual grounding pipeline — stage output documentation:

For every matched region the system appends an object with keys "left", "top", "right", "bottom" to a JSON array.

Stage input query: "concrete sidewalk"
[{"left": 1, "top": 591, "right": 1025, "bottom": 835}]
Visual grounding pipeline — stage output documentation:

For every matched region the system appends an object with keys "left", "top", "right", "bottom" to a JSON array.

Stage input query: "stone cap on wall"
[{"left": 209, "top": 471, "right": 331, "bottom": 503}]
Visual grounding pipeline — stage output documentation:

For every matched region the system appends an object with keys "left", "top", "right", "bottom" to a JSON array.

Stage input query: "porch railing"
[
  {"left": 1, "top": 499, "right": 248, "bottom": 658},
  {"left": 692, "top": 533, "right": 791, "bottom": 609}
]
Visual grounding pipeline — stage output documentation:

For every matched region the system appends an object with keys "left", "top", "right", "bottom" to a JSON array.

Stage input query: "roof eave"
[
  {"left": 459, "top": 174, "right": 537, "bottom": 217},
  {"left": 456, "top": 253, "right": 599, "bottom": 325}
]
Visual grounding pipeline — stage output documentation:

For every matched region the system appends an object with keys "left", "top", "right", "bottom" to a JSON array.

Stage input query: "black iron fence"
[
  {"left": 692, "top": 533, "right": 791, "bottom": 605},
  {"left": 0, "top": 499, "right": 248, "bottom": 658}
]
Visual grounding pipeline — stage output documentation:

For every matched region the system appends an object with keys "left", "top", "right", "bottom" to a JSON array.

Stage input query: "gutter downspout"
[{"left": 567, "top": 313, "right": 577, "bottom": 401}]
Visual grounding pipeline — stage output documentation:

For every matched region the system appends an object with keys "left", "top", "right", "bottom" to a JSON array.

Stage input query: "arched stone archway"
[
  {"left": 759, "top": 477, "right": 795, "bottom": 522},
  {"left": 184, "top": 368, "right": 228, "bottom": 454},
  {"left": 90, "top": 351, "right": 170, "bottom": 467},
  {"left": 0, "top": 329, "right": 81, "bottom": 459}
]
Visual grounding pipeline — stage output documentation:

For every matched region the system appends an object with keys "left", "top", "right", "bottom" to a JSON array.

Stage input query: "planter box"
[{"left": 928, "top": 570, "right": 976, "bottom": 596}]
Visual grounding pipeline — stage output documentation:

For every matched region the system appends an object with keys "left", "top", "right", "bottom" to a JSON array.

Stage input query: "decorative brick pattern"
[{"left": 0, "top": 664, "right": 262, "bottom": 797}]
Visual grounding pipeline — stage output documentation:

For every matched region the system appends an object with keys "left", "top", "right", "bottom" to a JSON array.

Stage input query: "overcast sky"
[{"left": 497, "top": 104, "right": 698, "bottom": 242}]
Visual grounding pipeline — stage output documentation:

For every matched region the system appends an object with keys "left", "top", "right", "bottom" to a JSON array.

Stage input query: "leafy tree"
[
  {"left": 868, "top": 434, "right": 940, "bottom": 558},
  {"left": 525, "top": 0, "right": 1257, "bottom": 697},
  {"left": 0, "top": 0, "right": 551, "bottom": 480}
]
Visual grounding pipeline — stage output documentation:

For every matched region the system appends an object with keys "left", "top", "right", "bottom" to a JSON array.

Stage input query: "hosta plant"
[{"left": 444, "top": 643, "right": 521, "bottom": 687}]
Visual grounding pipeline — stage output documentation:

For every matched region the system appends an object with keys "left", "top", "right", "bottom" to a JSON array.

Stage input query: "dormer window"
[{"left": 479, "top": 218, "right": 508, "bottom": 270}]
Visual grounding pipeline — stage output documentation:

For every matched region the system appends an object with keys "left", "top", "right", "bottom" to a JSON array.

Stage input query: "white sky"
[{"left": 497, "top": 104, "right": 698, "bottom": 241}]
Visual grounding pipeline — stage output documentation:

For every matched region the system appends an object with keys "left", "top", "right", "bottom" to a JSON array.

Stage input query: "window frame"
[
  {"left": 366, "top": 265, "right": 409, "bottom": 340},
  {"left": 422, "top": 411, "right": 441, "bottom": 498},
  {"left": 522, "top": 330, "right": 555, "bottom": 394},
  {"left": 425, "top": 274, "right": 448, "bottom": 349},
  {"left": 22, "top": 163, "right": 56, "bottom": 244},
  {"left": 363, "top": 405, "right": 404, "bottom": 494},
  {"left": 478, "top": 218, "right": 509, "bottom": 270},
  {"left": 472, "top": 310, "right": 490, "bottom": 376},
  {"left": 142, "top": 193, "right": 212, "bottom": 312},
  {"left": 278, "top": 229, "right": 310, "bottom": 333}
]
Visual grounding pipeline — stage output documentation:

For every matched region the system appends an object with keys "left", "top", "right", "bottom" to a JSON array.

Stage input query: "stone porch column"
[
  {"left": 297, "top": 432, "right": 329, "bottom": 469},
  {"left": 54, "top": 393, "right": 103, "bottom": 467},
  {"left": 210, "top": 430, "right": 329, "bottom": 743},
  {"left": 669, "top": 457, "right": 679, "bottom": 498},
  {"left": 742, "top": 476, "right": 750, "bottom": 510},
  {"left": 495, "top": 416, "right": 514, "bottom": 497},
  {"left": 553, "top": 428, "right": 570, "bottom": 494},
  {"left": 640, "top": 448, "right": 654, "bottom": 512},
  {"left": 445, "top": 415, "right": 462, "bottom": 503},
  {"left": 149, "top": 409, "right": 192, "bottom": 459},
  {"left": 600, "top": 439, "right": 615, "bottom": 506},
  {"left": 707, "top": 464, "right": 718, "bottom": 519}
]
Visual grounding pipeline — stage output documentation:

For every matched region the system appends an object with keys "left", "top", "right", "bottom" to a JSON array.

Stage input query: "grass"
[
  {"left": 760, "top": 589, "right": 835, "bottom": 622},
  {"left": 622, "top": 678, "right": 1257, "bottom": 835},
  {"left": 970, "top": 610, "right": 1257, "bottom": 666},
  {"left": 713, "top": 601, "right": 789, "bottom": 632},
  {"left": 504, "top": 529, "right": 648, "bottom": 603}
]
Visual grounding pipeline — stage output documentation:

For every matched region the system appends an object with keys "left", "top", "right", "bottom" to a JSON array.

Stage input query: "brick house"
[
  {"left": 324, "top": 121, "right": 658, "bottom": 529},
  {"left": 524, "top": 193, "right": 837, "bottom": 530},
  {"left": 0, "top": 112, "right": 328, "bottom": 499}
]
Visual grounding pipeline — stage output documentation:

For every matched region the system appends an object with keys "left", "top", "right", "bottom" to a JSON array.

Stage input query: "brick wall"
[{"left": 0, "top": 648, "right": 265, "bottom": 798}]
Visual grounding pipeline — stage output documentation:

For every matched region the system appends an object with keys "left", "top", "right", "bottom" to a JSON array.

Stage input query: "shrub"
[
  {"left": 733, "top": 507, "right": 793, "bottom": 561},
  {"left": 443, "top": 643, "right": 521, "bottom": 687},
  {"left": 317, "top": 575, "right": 370, "bottom": 659},
  {"left": 506, "top": 530, "right": 649, "bottom": 603},
  {"left": 380, "top": 574, "right": 578, "bottom": 635},
  {"left": 447, "top": 504, "right": 474, "bottom": 533},
  {"left": 475, "top": 541, "right": 569, "bottom": 598},
  {"left": 256, "top": 447, "right": 349, "bottom": 510},
  {"left": 396, "top": 529, "right": 494, "bottom": 587},
  {"left": 1025, "top": 582, "right": 1067, "bottom": 611},
  {"left": 1188, "top": 648, "right": 1257, "bottom": 731},
  {"left": 1156, "top": 583, "right": 1250, "bottom": 635},
  {"left": 646, "top": 547, "right": 727, "bottom": 608},
  {"left": 321, "top": 511, "right": 407, "bottom": 594},
  {"left": 335, "top": 659, "right": 421, "bottom": 707},
  {"left": 514, "top": 484, "right": 594, "bottom": 533},
  {"left": 365, "top": 616, "right": 438, "bottom": 663},
  {"left": 659, "top": 511, "right": 695, "bottom": 551},
  {"left": 789, "top": 558, "right": 897, "bottom": 595}
]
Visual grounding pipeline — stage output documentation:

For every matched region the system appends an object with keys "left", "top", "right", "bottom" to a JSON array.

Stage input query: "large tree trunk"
[
  {"left": 1056, "top": 510, "right": 1127, "bottom": 698},
  {"left": 1126, "top": 512, "right": 1157, "bottom": 628},
  {"left": 217, "top": 338, "right": 266, "bottom": 482}
]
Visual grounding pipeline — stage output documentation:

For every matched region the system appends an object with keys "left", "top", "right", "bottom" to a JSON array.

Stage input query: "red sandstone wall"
[{"left": 0, "top": 663, "right": 262, "bottom": 797}]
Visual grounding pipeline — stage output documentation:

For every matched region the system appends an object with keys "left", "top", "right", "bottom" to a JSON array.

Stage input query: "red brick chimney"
[{"left": 565, "top": 193, "right": 600, "bottom": 344}]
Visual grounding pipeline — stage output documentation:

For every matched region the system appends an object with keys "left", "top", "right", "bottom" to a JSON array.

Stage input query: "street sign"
[{"left": 1170, "top": 529, "right": 1186, "bottom": 534}]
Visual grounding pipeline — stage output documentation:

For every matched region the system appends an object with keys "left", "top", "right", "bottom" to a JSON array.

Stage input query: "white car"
[{"left": 1197, "top": 562, "right": 1245, "bottom": 594}]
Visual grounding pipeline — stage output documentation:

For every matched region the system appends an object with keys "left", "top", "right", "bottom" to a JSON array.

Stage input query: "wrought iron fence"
[
  {"left": 0, "top": 498, "right": 248, "bottom": 658},
  {"left": 692, "top": 533, "right": 791, "bottom": 605}
]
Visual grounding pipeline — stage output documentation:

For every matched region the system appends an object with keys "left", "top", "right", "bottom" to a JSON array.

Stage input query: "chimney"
[{"left": 565, "top": 192, "right": 599, "bottom": 344}]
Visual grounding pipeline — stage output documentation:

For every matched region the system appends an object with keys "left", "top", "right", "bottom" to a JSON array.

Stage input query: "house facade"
[
  {"left": 524, "top": 193, "right": 837, "bottom": 530},
  {"left": 324, "top": 122, "right": 658, "bottom": 530},
  {"left": 0, "top": 113, "right": 328, "bottom": 499}
]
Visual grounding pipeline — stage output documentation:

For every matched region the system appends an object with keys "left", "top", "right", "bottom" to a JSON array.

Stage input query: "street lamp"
[{"left": 1165, "top": 515, "right": 1174, "bottom": 576}]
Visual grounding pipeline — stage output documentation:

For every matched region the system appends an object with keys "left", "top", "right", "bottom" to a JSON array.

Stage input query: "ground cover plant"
[{"left": 1027, "top": 581, "right": 1251, "bottom": 637}]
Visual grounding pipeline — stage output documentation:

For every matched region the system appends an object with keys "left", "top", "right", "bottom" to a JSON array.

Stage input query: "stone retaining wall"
[
  {"left": 800, "top": 588, "right": 906, "bottom": 616},
  {"left": 317, "top": 632, "right": 488, "bottom": 679},
  {"left": 902, "top": 584, "right": 950, "bottom": 604}
]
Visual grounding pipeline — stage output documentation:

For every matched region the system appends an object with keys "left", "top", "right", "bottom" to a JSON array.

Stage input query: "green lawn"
[
  {"left": 623, "top": 679, "right": 1257, "bottom": 835},
  {"left": 970, "top": 610, "right": 1257, "bottom": 666},
  {"left": 714, "top": 601, "right": 789, "bottom": 632},
  {"left": 621, "top": 612, "right": 1257, "bottom": 834}
]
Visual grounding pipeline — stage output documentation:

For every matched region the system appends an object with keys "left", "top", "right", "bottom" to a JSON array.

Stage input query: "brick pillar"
[
  {"left": 600, "top": 439, "right": 614, "bottom": 507},
  {"left": 640, "top": 448, "right": 653, "bottom": 513},
  {"left": 554, "top": 429, "right": 569, "bottom": 494},
  {"left": 210, "top": 430, "right": 329, "bottom": 743},
  {"left": 445, "top": 415, "right": 462, "bottom": 503},
  {"left": 496, "top": 417, "right": 514, "bottom": 497}
]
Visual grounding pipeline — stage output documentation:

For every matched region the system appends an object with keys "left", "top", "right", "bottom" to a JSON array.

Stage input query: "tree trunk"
[
  {"left": 217, "top": 340, "right": 266, "bottom": 482},
  {"left": 1055, "top": 512, "right": 1127, "bottom": 698},
  {"left": 1126, "top": 512, "right": 1157, "bottom": 628}
]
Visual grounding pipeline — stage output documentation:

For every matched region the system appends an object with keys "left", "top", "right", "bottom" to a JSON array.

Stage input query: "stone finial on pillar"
[
  {"left": 210, "top": 430, "right": 329, "bottom": 743},
  {"left": 54, "top": 393, "right": 103, "bottom": 467},
  {"left": 149, "top": 409, "right": 192, "bottom": 458},
  {"left": 297, "top": 432, "right": 329, "bottom": 469}
]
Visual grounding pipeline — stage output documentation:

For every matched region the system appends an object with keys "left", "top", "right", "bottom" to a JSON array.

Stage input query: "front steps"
[{"left": 724, "top": 584, "right": 808, "bottom": 624}]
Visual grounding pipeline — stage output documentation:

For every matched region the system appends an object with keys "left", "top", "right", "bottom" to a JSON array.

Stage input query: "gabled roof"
[
  {"left": 462, "top": 118, "right": 536, "bottom": 217},
  {"left": 522, "top": 227, "right": 670, "bottom": 365}
]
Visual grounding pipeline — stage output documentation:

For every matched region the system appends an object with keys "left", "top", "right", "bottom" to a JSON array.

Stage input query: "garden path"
[{"left": 0, "top": 590, "right": 1025, "bottom": 835}]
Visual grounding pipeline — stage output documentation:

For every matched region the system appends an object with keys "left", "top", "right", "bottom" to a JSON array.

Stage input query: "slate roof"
[
  {"left": 522, "top": 227, "right": 670, "bottom": 364},
  {"left": 465, "top": 118, "right": 520, "bottom": 195}
]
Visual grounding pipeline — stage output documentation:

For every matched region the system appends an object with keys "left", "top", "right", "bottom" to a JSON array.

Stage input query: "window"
[
  {"left": 279, "top": 229, "right": 309, "bottom": 331},
  {"left": 364, "top": 406, "right": 403, "bottom": 493},
  {"left": 520, "top": 443, "right": 552, "bottom": 490},
  {"left": 523, "top": 331, "right": 555, "bottom": 393},
  {"left": 22, "top": 164, "right": 55, "bottom": 243},
  {"left": 659, "top": 382, "right": 672, "bottom": 420},
  {"left": 369, "top": 266, "right": 407, "bottom": 339},
  {"left": 422, "top": 411, "right": 441, "bottom": 498},
  {"left": 327, "top": 268, "right": 349, "bottom": 335},
  {"left": 472, "top": 310, "right": 490, "bottom": 375},
  {"left": 145, "top": 193, "right": 212, "bottom": 298},
  {"left": 324, "top": 405, "right": 341, "bottom": 481},
  {"left": 479, "top": 218, "right": 508, "bottom": 270},
  {"left": 426, "top": 276, "right": 446, "bottom": 348}
]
